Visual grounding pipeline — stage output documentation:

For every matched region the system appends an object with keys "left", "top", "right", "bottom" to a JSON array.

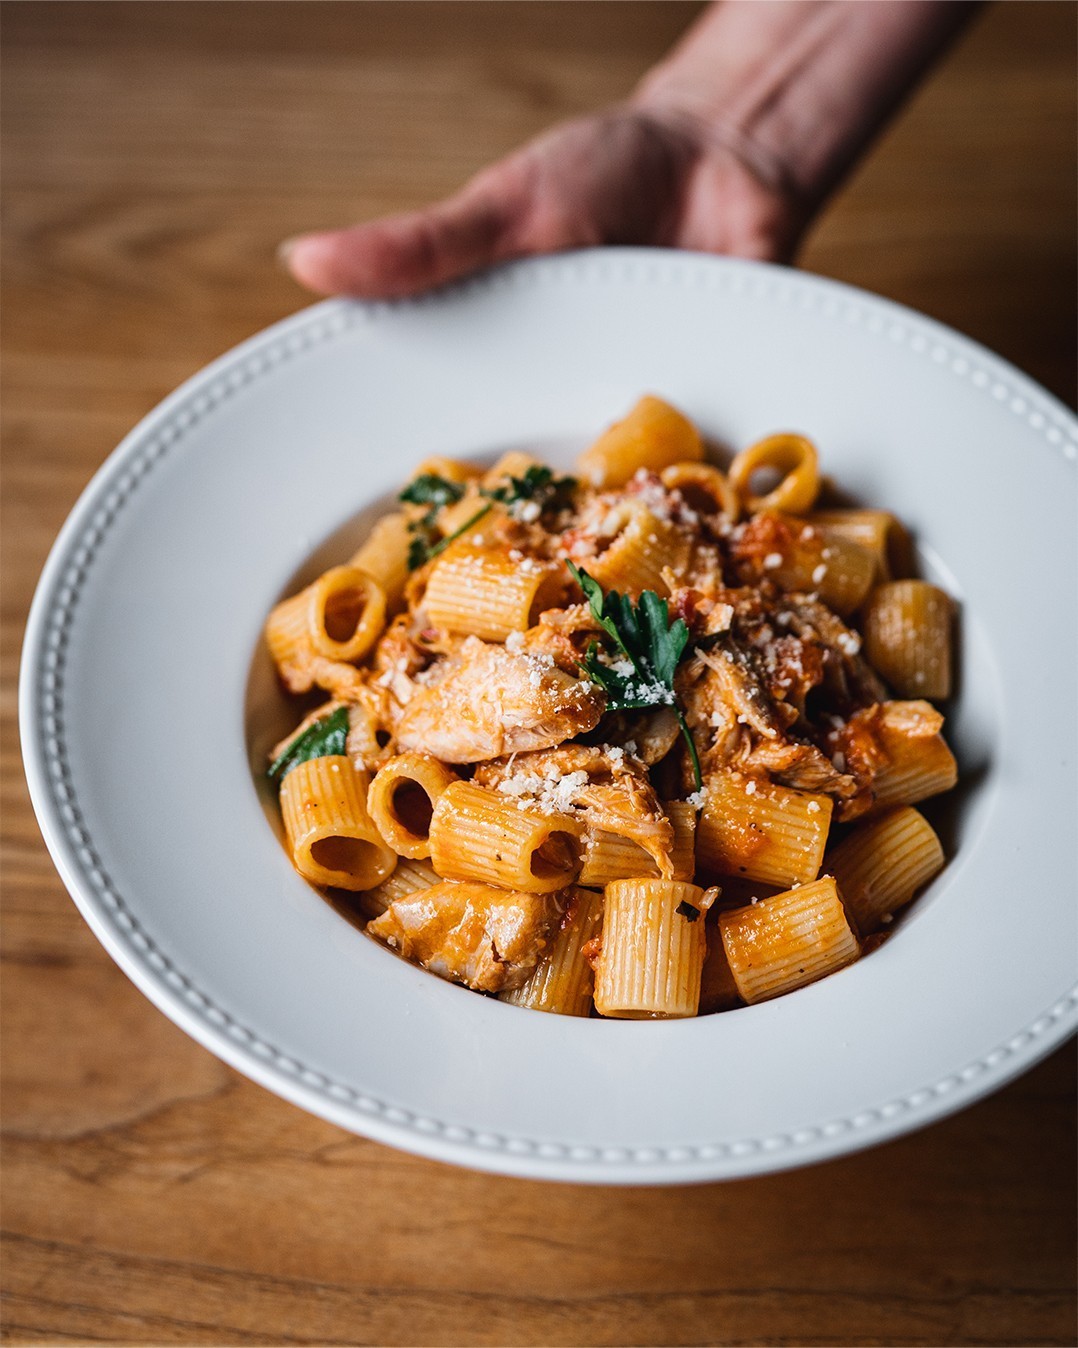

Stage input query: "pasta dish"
[{"left": 262, "top": 396, "right": 956, "bottom": 1017}]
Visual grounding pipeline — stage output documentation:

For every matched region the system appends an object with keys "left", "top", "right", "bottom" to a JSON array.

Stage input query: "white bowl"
[{"left": 20, "top": 249, "right": 1078, "bottom": 1183}]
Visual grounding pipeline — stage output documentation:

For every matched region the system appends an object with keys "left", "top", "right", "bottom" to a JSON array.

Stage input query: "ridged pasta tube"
[
  {"left": 266, "top": 564, "right": 386, "bottom": 692},
  {"left": 719, "top": 875, "right": 860, "bottom": 1004},
  {"left": 349, "top": 513, "right": 412, "bottom": 612},
  {"left": 828, "top": 806, "right": 944, "bottom": 933},
  {"left": 728, "top": 432, "right": 820, "bottom": 515},
  {"left": 279, "top": 755, "right": 397, "bottom": 891},
  {"left": 585, "top": 500, "right": 690, "bottom": 598},
  {"left": 577, "top": 395, "right": 704, "bottom": 488},
  {"left": 429, "top": 781, "right": 584, "bottom": 893},
  {"left": 808, "top": 508, "right": 900, "bottom": 580},
  {"left": 863, "top": 580, "right": 953, "bottom": 699},
  {"left": 696, "top": 773, "right": 832, "bottom": 887},
  {"left": 500, "top": 887, "right": 604, "bottom": 1016},
  {"left": 594, "top": 879, "right": 707, "bottom": 1018},
  {"left": 367, "top": 753, "right": 459, "bottom": 859},
  {"left": 424, "top": 545, "right": 564, "bottom": 641},
  {"left": 482, "top": 450, "right": 544, "bottom": 487}
]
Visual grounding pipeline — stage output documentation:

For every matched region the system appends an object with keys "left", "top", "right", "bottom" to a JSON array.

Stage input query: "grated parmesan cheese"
[{"left": 496, "top": 766, "right": 590, "bottom": 814}]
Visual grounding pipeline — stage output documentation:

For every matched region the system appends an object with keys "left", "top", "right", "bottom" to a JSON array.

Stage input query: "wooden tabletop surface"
[{"left": 2, "top": 4, "right": 1075, "bottom": 1345}]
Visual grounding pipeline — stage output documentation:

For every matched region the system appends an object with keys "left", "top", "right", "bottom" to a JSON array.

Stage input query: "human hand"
[
  {"left": 282, "top": 1, "right": 976, "bottom": 300},
  {"left": 281, "top": 104, "right": 801, "bottom": 300}
]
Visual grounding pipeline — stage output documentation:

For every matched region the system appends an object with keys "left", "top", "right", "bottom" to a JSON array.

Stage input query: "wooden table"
[{"left": 3, "top": 4, "right": 1075, "bottom": 1344}]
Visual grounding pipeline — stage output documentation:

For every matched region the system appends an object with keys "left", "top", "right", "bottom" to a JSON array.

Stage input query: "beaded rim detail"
[{"left": 21, "top": 250, "right": 1078, "bottom": 1180}]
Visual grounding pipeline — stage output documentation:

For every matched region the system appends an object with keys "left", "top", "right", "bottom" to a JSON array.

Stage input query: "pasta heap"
[{"left": 263, "top": 396, "right": 957, "bottom": 1017}]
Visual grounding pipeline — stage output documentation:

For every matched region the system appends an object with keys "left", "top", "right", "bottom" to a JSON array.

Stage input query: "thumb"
[{"left": 281, "top": 186, "right": 525, "bottom": 299}]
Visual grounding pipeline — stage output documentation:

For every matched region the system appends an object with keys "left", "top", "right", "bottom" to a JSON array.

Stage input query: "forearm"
[{"left": 633, "top": 0, "right": 981, "bottom": 209}]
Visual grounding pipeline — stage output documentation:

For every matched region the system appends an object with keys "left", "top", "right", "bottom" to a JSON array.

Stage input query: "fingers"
[{"left": 282, "top": 187, "right": 524, "bottom": 299}]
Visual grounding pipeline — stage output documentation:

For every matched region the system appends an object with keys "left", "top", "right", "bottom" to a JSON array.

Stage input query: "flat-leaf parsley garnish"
[
  {"left": 398, "top": 473, "right": 474, "bottom": 570},
  {"left": 267, "top": 704, "right": 350, "bottom": 784},
  {"left": 401, "top": 467, "right": 578, "bottom": 569},
  {"left": 567, "top": 561, "right": 702, "bottom": 791},
  {"left": 482, "top": 465, "right": 577, "bottom": 516},
  {"left": 675, "top": 900, "right": 701, "bottom": 922}
]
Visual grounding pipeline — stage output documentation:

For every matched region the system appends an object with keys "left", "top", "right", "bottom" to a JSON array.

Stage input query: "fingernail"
[{"left": 277, "top": 236, "right": 302, "bottom": 268}]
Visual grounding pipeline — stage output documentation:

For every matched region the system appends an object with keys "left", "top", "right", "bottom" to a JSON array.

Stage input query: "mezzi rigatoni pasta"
[
  {"left": 719, "top": 876, "right": 861, "bottom": 1004},
  {"left": 279, "top": 755, "right": 397, "bottom": 892},
  {"left": 429, "top": 781, "right": 584, "bottom": 894},
  {"left": 594, "top": 879, "right": 708, "bottom": 1019},
  {"left": 826, "top": 806, "right": 944, "bottom": 933},
  {"left": 695, "top": 773, "right": 832, "bottom": 888},
  {"left": 862, "top": 580, "right": 953, "bottom": 699},
  {"left": 261, "top": 396, "right": 956, "bottom": 1012}
]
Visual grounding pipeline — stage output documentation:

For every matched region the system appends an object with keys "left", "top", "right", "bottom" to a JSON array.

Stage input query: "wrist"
[{"left": 634, "top": 1, "right": 980, "bottom": 216}]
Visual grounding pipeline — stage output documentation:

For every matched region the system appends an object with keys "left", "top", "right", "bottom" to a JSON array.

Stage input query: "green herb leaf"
[
  {"left": 398, "top": 474, "right": 466, "bottom": 510},
  {"left": 675, "top": 900, "right": 701, "bottom": 922},
  {"left": 267, "top": 705, "right": 350, "bottom": 784},
  {"left": 568, "top": 561, "right": 701, "bottom": 790},
  {"left": 482, "top": 464, "right": 577, "bottom": 512},
  {"left": 399, "top": 473, "right": 475, "bottom": 570},
  {"left": 407, "top": 531, "right": 435, "bottom": 570}
]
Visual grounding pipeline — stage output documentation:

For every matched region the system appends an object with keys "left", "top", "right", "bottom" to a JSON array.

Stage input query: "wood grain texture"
[{"left": 2, "top": 3, "right": 1075, "bottom": 1345}]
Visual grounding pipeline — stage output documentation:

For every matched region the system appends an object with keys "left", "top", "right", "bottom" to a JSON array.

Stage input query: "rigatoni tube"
[
  {"left": 579, "top": 800, "right": 696, "bottom": 886},
  {"left": 696, "top": 773, "right": 832, "bottom": 888},
  {"left": 429, "top": 781, "right": 583, "bottom": 894},
  {"left": 576, "top": 395, "right": 704, "bottom": 489},
  {"left": 358, "top": 857, "right": 440, "bottom": 920},
  {"left": 594, "top": 879, "right": 707, "bottom": 1019},
  {"left": 727, "top": 432, "right": 820, "bottom": 516},
  {"left": 349, "top": 513, "right": 412, "bottom": 613},
  {"left": 583, "top": 499, "right": 689, "bottom": 598},
  {"left": 424, "top": 545, "right": 564, "bottom": 642},
  {"left": 719, "top": 875, "right": 860, "bottom": 1004},
  {"left": 827, "top": 806, "right": 944, "bottom": 933},
  {"left": 870, "top": 700, "right": 958, "bottom": 809},
  {"left": 367, "top": 753, "right": 458, "bottom": 859},
  {"left": 266, "top": 564, "right": 386, "bottom": 692},
  {"left": 279, "top": 755, "right": 397, "bottom": 892},
  {"left": 863, "top": 580, "right": 953, "bottom": 699}
]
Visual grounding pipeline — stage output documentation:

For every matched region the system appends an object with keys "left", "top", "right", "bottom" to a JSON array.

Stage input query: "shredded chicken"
[
  {"left": 393, "top": 636, "right": 603, "bottom": 762},
  {"left": 368, "top": 882, "right": 558, "bottom": 992},
  {"left": 475, "top": 744, "right": 675, "bottom": 876}
]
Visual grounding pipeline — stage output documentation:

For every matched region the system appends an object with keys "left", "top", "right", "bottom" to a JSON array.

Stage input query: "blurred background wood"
[{"left": 2, "top": 3, "right": 1075, "bottom": 1345}]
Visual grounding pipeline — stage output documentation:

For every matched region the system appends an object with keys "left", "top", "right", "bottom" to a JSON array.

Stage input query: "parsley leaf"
[
  {"left": 267, "top": 705, "right": 350, "bottom": 784},
  {"left": 675, "top": 900, "right": 701, "bottom": 922},
  {"left": 401, "top": 465, "right": 577, "bottom": 570},
  {"left": 399, "top": 473, "right": 482, "bottom": 571},
  {"left": 567, "top": 561, "right": 702, "bottom": 791},
  {"left": 399, "top": 474, "right": 466, "bottom": 510},
  {"left": 482, "top": 464, "right": 577, "bottom": 513}
]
